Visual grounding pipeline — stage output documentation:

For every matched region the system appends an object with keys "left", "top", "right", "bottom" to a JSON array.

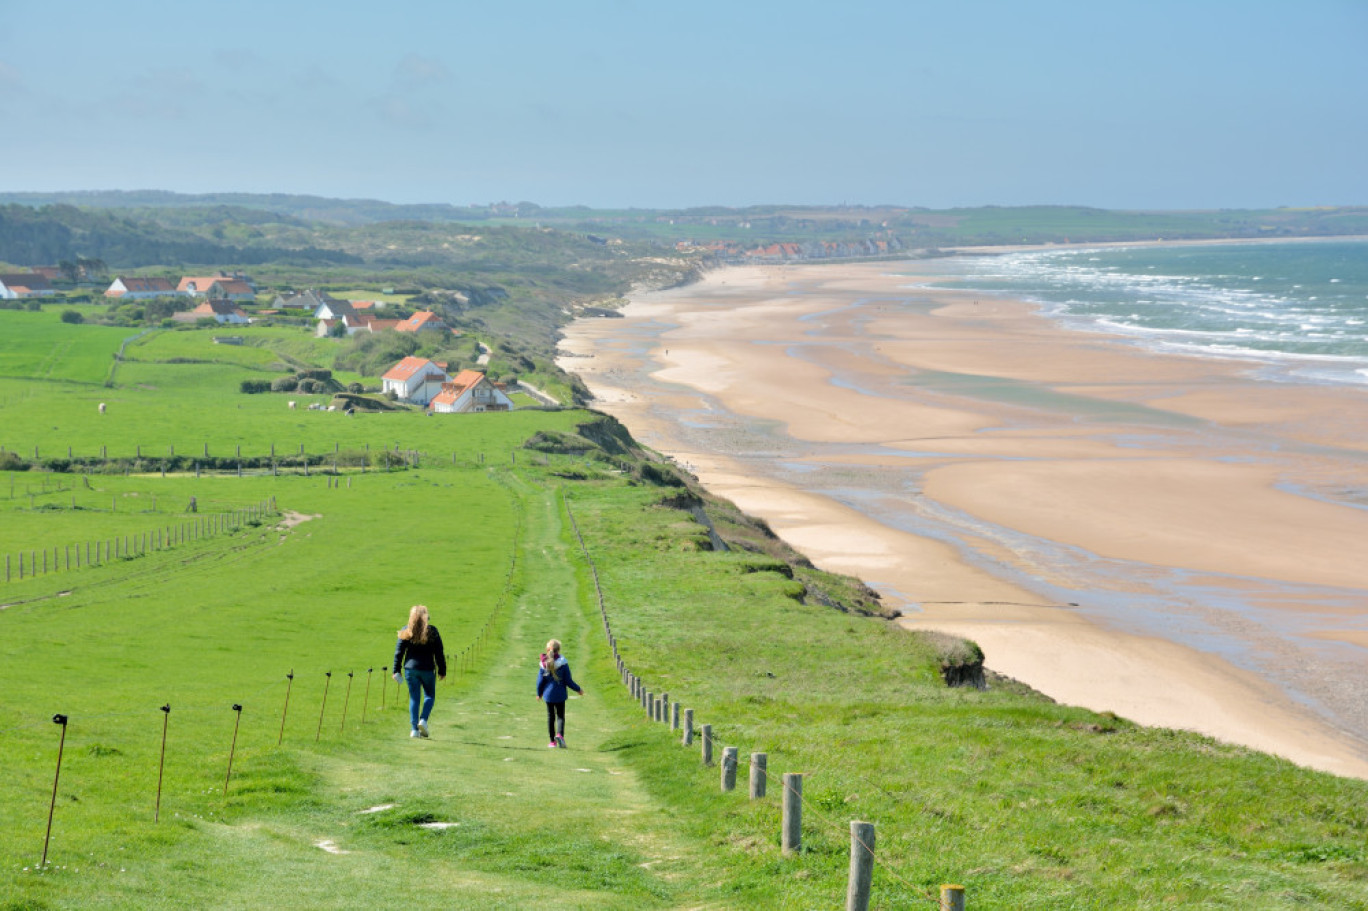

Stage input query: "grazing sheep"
[
  {"left": 288, "top": 400, "right": 297, "bottom": 410},
  {"left": 98, "top": 402, "right": 106, "bottom": 414},
  {"left": 327, "top": 405, "right": 336, "bottom": 412}
]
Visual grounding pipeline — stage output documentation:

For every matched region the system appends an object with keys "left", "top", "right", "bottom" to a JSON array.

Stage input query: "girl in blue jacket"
[{"left": 535, "top": 638, "right": 584, "bottom": 748}]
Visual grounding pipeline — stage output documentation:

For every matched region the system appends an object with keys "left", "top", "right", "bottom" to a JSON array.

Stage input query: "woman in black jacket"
[{"left": 392, "top": 605, "right": 446, "bottom": 738}]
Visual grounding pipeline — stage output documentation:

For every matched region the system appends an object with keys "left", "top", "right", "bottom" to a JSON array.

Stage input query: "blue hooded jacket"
[{"left": 536, "top": 655, "right": 582, "bottom": 703}]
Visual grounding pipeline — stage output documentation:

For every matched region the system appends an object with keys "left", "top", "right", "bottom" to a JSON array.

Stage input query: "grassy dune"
[{"left": 2, "top": 310, "right": 1367, "bottom": 909}]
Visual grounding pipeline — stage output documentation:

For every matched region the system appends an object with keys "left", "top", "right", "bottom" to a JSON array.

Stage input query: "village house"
[
  {"left": 381, "top": 356, "right": 450, "bottom": 406},
  {"left": 206, "top": 279, "right": 256, "bottom": 302},
  {"left": 394, "top": 310, "right": 448, "bottom": 333},
  {"left": 104, "top": 276, "right": 178, "bottom": 299},
  {"left": 0, "top": 273, "right": 56, "bottom": 299},
  {"left": 178, "top": 274, "right": 233, "bottom": 296},
  {"left": 429, "top": 369, "right": 514, "bottom": 414},
  {"left": 173, "top": 299, "right": 250, "bottom": 324}
]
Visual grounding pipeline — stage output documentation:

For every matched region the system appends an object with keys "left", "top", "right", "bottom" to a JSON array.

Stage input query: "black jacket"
[{"left": 393, "top": 626, "right": 446, "bottom": 676}]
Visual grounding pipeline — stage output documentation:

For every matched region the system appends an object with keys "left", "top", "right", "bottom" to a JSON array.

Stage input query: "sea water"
[{"left": 939, "top": 238, "right": 1368, "bottom": 386}]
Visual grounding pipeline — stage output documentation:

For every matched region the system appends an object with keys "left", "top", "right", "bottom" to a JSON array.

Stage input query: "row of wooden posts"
[
  {"left": 36, "top": 622, "right": 502, "bottom": 871},
  {"left": 3, "top": 498, "right": 277, "bottom": 584},
  {"left": 561, "top": 496, "right": 967, "bottom": 911},
  {"left": 35, "top": 662, "right": 414, "bottom": 869}
]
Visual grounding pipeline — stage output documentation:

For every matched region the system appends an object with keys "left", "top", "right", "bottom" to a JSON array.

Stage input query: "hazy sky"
[{"left": 2, "top": 0, "right": 1365, "bottom": 210}]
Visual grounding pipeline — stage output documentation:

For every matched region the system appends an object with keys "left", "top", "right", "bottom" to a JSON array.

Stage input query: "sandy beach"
[{"left": 559, "top": 258, "right": 1368, "bottom": 779}]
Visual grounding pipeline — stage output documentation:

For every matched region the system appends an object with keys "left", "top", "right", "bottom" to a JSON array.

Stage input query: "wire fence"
[{"left": 563, "top": 490, "right": 968, "bottom": 909}]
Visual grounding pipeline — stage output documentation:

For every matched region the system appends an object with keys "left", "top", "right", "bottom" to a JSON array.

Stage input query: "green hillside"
[{"left": 2, "top": 303, "right": 1367, "bottom": 909}]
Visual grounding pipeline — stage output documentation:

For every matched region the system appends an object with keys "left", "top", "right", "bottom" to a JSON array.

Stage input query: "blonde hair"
[
  {"left": 399, "top": 605, "right": 430, "bottom": 644},
  {"left": 545, "top": 639, "right": 562, "bottom": 682}
]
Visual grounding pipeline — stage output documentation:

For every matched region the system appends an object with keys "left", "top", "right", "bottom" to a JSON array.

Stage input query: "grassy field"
[{"left": 3, "top": 309, "right": 1368, "bottom": 909}]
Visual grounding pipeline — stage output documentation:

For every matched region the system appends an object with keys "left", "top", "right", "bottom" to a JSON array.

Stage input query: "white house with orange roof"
[
  {"left": 381, "top": 356, "right": 451, "bottom": 405},
  {"left": 394, "top": 310, "right": 448, "bottom": 333},
  {"left": 429, "top": 369, "right": 514, "bottom": 414}
]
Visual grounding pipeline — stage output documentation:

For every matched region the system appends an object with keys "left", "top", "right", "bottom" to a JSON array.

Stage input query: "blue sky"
[{"left": 1, "top": 0, "right": 1365, "bottom": 210}]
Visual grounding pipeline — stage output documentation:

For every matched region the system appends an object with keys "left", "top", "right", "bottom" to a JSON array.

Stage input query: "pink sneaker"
[{"left": 548, "top": 741, "right": 558, "bottom": 748}]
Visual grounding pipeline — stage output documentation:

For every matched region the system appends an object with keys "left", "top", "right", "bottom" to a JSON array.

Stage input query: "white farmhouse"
[
  {"left": 0, "top": 273, "right": 56, "bottom": 299},
  {"left": 429, "top": 369, "right": 514, "bottom": 413},
  {"left": 105, "top": 276, "right": 178, "bottom": 299},
  {"left": 381, "top": 356, "right": 451, "bottom": 406}
]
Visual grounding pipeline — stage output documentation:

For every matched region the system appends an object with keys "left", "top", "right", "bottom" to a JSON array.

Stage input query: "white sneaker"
[
  {"left": 417, "top": 720, "right": 429, "bottom": 738},
  {"left": 410, "top": 730, "right": 420, "bottom": 738}
]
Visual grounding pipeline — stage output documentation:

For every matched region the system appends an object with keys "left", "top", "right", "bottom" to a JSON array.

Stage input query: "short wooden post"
[
  {"left": 847, "top": 821, "right": 875, "bottom": 911},
  {"left": 644, "top": 689, "right": 652, "bottom": 715},
  {"left": 660, "top": 692, "right": 669, "bottom": 722},
  {"left": 939, "top": 885, "right": 965, "bottom": 911},
  {"left": 750, "top": 752, "right": 767, "bottom": 798},
  {"left": 670, "top": 701, "right": 680, "bottom": 731},
  {"left": 700, "top": 723, "right": 713, "bottom": 765},
  {"left": 721, "top": 746, "right": 738, "bottom": 791},
  {"left": 682, "top": 708, "right": 694, "bottom": 746},
  {"left": 781, "top": 773, "right": 802, "bottom": 854}
]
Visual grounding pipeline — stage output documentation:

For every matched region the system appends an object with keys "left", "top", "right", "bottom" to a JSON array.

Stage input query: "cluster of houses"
[
  {"left": 101, "top": 272, "right": 258, "bottom": 324},
  {"left": 381, "top": 356, "right": 513, "bottom": 414},
  {"left": 303, "top": 291, "right": 450, "bottom": 337}
]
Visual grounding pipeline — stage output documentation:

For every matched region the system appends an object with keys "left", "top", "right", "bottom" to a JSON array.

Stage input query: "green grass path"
[{"left": 169, "top": 482, "right": 711, "bottom": 910}]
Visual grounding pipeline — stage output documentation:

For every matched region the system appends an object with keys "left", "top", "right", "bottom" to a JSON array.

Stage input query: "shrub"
[
  {"left": 240, "top": 379, "right": 272, "bottom": 394},
  {"left": 297, "top": 378, "right": 324, "bottom": 394},
  {"left": 60, "top": 309, "right": 84, "bottom": 324},
  {"left": 347, "top": 382, "right": 364, "bottom": 394},
  {"left": 271, "top": 376, "right": 299, "bottom": 393}
]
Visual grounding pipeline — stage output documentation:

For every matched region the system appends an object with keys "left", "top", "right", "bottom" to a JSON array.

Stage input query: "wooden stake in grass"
[
  {"left": 361, "top": 668, "right": 373, "bottom": 725},
  {"left": 155, "top": 704, "right": 171, "bottom": 822},
  {"left": 224, "top": 704, "right": 243, "bottom": 796},
  {"left": 846, "top": 821, "right": 875, "bottom": 911},
  {"left": 782, "top": 773, "right": 802, "bottom": 855},
  {"left": 701, "top": 724, "right": 713, "bottom": 766},
  {"left": 278, "top": 671, "right": 294, "bottom": 746},
  {"left": 721, "top": 746, "right": 738, "bottom": 791},
  {"left": 381, "top": 663, "right": 389, "bottom": 708},
  {"left": 750, "top": 752, "right": 767, "bottom": 799},
  {"left": 340, "top": 671, "right": 354, "bottom": 734},
  {"left": 939, "top": 884, "right": 965, "bottom": 911},
  {"left": 41, "top": 714, "right": 68, "bottom": 868},
  {"left": 316, "top": 672, "right": 332, "bottom": 742}
]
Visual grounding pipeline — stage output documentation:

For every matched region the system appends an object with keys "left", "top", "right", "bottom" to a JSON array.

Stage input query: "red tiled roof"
[
  {"left": 395, "top": 310, "right": 445, "bottom": 332},
  {"left": 178, "top": 275, "right": 229, "bottom": 293},
  {"left": 382, "top": 356, "right": 434, "bottom": 382}
]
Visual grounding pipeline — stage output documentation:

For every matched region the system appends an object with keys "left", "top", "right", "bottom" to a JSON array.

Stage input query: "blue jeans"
[{"left": 405, "top": 669, "right": 436, "bottom": 730}]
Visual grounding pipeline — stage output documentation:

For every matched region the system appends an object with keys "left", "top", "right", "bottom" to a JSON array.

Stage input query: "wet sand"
[{"left": 558, "top": 259, "right": 1368, "bottom": 779}]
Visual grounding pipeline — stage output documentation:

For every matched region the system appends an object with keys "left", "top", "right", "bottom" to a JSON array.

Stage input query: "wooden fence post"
[
  {"left": 671, "top": 701, "right": 680, "bottom": 731},
  {"left": 781, "top": 773, "right": 802, "bottom": 855},
  {"left": 940, "top": 885, "right": 965, "bottom": 911},
  {"left": 750, "top": 752, "right": 767, "bottom": 798},
  {"left": 700, "top": 724, "right": 713, "bottom": 766},
  {"left": 682, "top": 708, "right": 693, "bottom": 746},
  {"left": 721, "top": 746, "right": 737, "bottom": 791},
  {"left": 847, "top": 821, "right": 875, "bottom": 911}
]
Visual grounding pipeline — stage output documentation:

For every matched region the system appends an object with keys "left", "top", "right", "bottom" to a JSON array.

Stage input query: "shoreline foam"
[{"left": 559, "top": 258, "right": 1368, "bottom": 779}]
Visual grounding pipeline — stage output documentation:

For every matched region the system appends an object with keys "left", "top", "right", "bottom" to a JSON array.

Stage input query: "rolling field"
[{"left": 3, "top": 309, "right": 1368, "bottom": 909}]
